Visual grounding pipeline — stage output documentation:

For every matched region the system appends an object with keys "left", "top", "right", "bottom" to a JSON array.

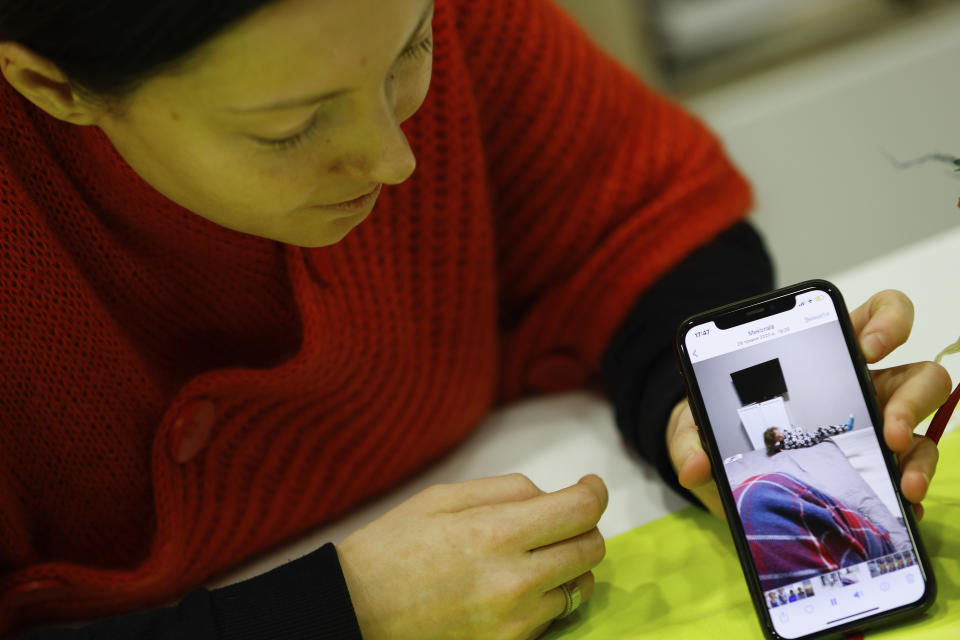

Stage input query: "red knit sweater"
[{"left": 0, "top": 0, "right": 750, "bottom": 631}]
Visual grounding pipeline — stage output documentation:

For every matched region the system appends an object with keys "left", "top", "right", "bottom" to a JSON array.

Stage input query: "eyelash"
[
  {"left": 399, "top": 35, "right": 434, "bottom": 61},
  {"left": 259, "top": 35, "right": 435, "bottom": 151}
]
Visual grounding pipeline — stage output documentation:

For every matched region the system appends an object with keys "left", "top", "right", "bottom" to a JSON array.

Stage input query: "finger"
[
  {"left": 848, "top": 290, "right": 913, "bottom": 363},
  {"left": 539, "top": 572, "right": 595, "bottom": 629},
  {"left": 528, "top": 527, "right": 606, "bottom": 590},
  {"left": 678, "top": 448, "right": 713, "bottom": 492},
  {"left": 526, "top": 620, "right": 553, "bottom": 640},
  {"left": 872, "top": 362, "right": 952, "bottom": 453},
  {"left": 667, "top": 402, "right": 712, "bottom": 489},
  {"left": 472, "top": 475, "right": 608, "bottom": 550},
  {"left": 416, "top": 473, "right": 545, "bottom": 513},
  {"left": 690, "top": 481, "right": 727, "bottom": 522},
  {"left": 575, "top": 474, "right": 610, "bottom": 513},
  {"left": 898, "top": 435, "right": 939, "bottom": 504}
]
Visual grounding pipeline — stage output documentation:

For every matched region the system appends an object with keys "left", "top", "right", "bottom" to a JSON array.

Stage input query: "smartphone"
[{"left": 674, "top": 280, "right": 935, "bottom": 640}]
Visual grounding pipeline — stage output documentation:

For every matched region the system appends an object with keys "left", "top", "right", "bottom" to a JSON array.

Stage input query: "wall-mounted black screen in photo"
[{"left": 730, "top": 358, "right": 787, "bottom": 405}]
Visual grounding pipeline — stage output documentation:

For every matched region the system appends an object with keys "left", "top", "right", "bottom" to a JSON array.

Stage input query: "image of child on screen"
[{"left": 763, "top": 414, "right": 855, "bottom": 456}]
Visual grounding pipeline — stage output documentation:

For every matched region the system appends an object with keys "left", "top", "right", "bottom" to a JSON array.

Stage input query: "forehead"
[{"left": 159, "top": 0, "right": 430, "bottom": 109}]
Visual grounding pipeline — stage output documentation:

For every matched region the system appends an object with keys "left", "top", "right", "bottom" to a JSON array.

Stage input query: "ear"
[{"left": 0, "top": 41, "right": 103, "bottom": 125}]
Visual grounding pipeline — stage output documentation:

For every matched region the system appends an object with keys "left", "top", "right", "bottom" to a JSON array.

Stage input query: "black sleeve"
[
  {"left": 16, "top": 544, "right": 363, "bottom": 640},
  {"left": 601, "top": 221, "right": 775, "bottom": 506}
]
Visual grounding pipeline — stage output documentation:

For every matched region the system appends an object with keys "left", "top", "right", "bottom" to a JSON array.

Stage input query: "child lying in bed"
[{"left": 764, "top": 415, "right": 855, "bottom": 456}]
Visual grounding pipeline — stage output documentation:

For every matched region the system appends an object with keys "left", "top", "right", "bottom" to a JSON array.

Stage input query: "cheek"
[
  {"left": 105, "top": 108, "right": 336, "bottom": 228},
  {"left": 229, "top": 136, "right": 334, "bottom": 194},
  {"left": 230, "top": 144, "right": 339, "bottom": 207},
  {"left": 396, "top": 61, "right": 433, "bottom": 123}
]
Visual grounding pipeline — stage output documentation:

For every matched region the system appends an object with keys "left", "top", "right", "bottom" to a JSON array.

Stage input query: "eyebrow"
[{"left": 226, "top": 0, "right": 435, "bottom": 114}]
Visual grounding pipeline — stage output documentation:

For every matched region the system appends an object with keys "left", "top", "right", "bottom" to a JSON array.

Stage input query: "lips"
[{"left": 328, "top": 185, "right": 381, "bottom": 207}]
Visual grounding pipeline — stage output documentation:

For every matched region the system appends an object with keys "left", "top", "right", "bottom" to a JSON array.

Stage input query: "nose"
[{"left": 338, "top": 99, "right": 417, "bottom": 186}]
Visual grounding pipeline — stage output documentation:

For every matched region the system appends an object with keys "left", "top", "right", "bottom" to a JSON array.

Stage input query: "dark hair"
[
  {"left": 0, "top": 1, "right": 275, "bottom": 99},
  {"left": 763, "top": 427, "right": 782, "bottom": 457}
]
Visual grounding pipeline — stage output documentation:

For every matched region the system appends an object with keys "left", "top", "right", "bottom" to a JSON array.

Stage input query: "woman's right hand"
[{"left": 337, "top": 473, "right": 608, "bottom": 640}]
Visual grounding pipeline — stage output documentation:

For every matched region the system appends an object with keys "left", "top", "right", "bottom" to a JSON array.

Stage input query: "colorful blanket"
[{"left": 733, "top": 472, "right": 896, "bottom": 591}]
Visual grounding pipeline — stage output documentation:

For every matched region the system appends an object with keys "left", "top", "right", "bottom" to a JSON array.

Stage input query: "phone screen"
[{"left": 682, "top": 287, "right": 929, "bottom": 639}]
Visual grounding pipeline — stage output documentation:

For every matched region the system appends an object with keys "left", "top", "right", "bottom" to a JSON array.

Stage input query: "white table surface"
[{"left": 212, "top": 225, "right": 960, "bottom": 589}]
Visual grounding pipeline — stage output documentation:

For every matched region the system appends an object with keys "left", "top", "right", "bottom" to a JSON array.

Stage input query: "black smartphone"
[{"left": 674, "top": 280, "right": 936, "bottom": 640}]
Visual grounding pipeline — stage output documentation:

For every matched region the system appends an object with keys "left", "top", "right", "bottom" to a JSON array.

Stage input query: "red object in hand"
[{"left": 927, "top": 381, "right": 960, "bottom": 445}]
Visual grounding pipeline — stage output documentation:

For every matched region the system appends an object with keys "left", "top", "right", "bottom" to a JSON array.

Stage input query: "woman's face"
[{"left": 95, "top": 0, "right": 434, "bottom": 247}]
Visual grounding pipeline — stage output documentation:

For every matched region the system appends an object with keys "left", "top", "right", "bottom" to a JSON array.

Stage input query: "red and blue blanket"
[{"left": 732, "top": 472, "right": 895, "bottom": 591}]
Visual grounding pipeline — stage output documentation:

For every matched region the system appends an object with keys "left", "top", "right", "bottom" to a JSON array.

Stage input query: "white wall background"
[
  {"left": 685, "top": 5, "right": 960, "bottom": 285},
  {"left": 554, "top": 1, "right": 960, "bottom": 286}
]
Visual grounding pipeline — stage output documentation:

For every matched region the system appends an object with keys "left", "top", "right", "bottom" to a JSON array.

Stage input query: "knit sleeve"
[
  {"left": 450, "top": 0, "right": 753, "bottom": 399},
  {"left": 14, "top": 545, "right": 362, "bottom": 640}
]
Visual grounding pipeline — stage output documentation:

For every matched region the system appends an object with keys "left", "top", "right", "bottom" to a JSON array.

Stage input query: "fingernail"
[{"left": 863, "top": 333, "right": 885, "bottom": 361}]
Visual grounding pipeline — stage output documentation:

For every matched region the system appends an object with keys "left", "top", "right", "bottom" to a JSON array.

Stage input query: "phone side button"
[
  {"left": 697, "top": 427, "right": 709, "bottom": 453},
  {"left": 688, "top": 406, "right": 711, "bottom": 453},
  {"left": 857, "top": 352, "right": 879, "bottom": 396}
]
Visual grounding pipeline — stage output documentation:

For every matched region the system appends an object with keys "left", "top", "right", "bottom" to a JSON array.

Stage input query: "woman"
[{"left": 0, "top": 0, "right": 948, "bottom": 637}]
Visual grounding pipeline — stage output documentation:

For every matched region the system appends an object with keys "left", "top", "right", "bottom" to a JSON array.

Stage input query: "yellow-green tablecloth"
[{"left": 548, "top": 429, "right": 960, "bottom": 639}]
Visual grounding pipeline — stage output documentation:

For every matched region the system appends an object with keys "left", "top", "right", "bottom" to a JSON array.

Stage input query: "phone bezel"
[{"left": 674, "top": 279, "right": 937, "bottom": 640}]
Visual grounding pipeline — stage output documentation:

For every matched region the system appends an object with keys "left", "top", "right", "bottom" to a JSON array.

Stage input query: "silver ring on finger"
[{"left": 558, "top": 582, "right": 582, "bottom": 619}]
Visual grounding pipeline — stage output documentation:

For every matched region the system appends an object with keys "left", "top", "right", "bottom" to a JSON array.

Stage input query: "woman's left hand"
[
  {"left": 667, "top": 289, "right": 952, "bottom": 521},
  {"left": 851, "top": 290, "right": 952, "bottom": 519}
]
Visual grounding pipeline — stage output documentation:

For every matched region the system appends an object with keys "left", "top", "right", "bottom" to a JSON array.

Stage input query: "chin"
[
  {"left": 292, "top": 237, "right": 345, "bottom": 249},
  {"left": 282, "top": 216, "right": 368, "bottom": 248},
  {"left": 279, "top": 232, "right": 349, "bottom": 248}
]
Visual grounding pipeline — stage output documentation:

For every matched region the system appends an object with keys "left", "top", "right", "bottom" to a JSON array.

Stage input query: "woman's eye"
[
  {"left": 399, "top": 35, "right": 433, "bottom": 62},
  {"left": 250, "top": 35, "right": 432, "bottom": 153},
  {"left": 255, "top": 114, "right": 321, "bottom": 151}
]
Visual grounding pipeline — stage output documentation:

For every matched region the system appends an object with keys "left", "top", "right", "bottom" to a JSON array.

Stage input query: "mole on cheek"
[
  {"left": 360, "top": 56, "right": 368, "bottom": 67},
  {"left": 170, "top": 112, "right": 181, "bottom": 122}
]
